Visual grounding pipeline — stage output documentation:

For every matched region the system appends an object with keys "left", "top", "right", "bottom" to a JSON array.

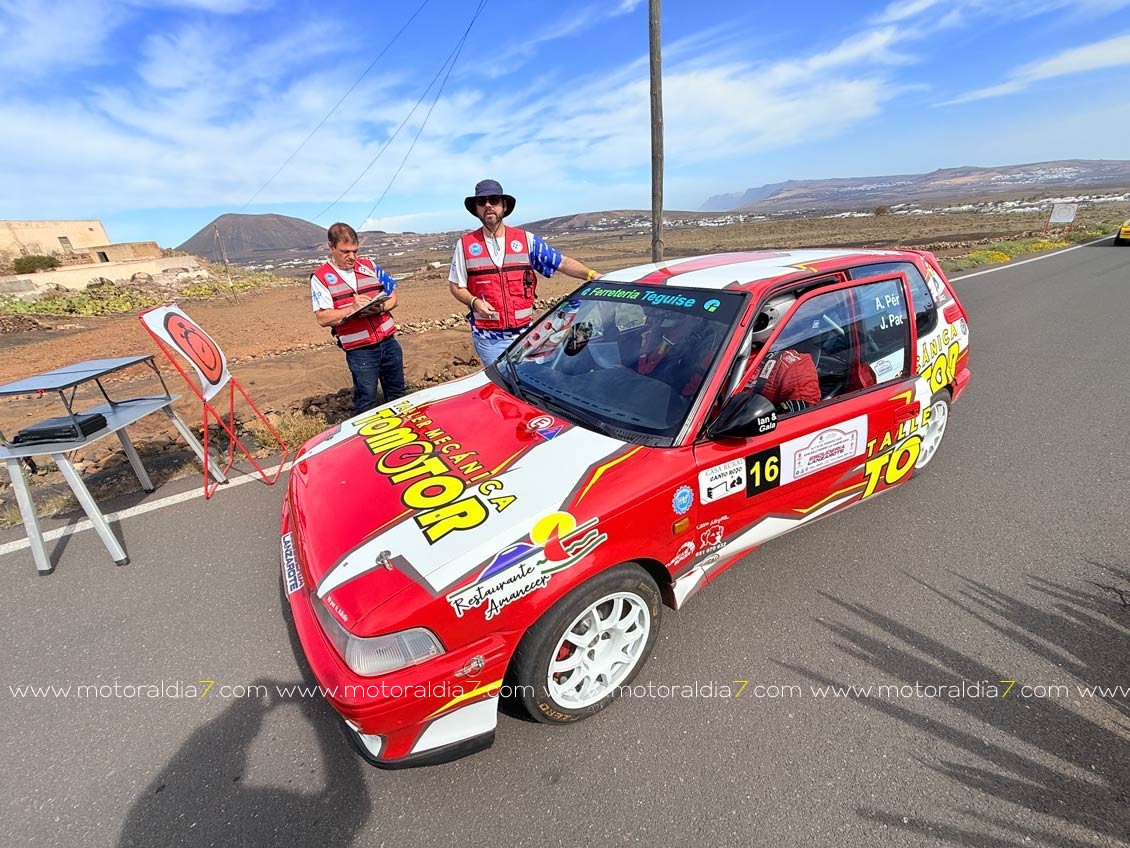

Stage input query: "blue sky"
[{"left": 2, "top": 0, "right": 1129, "bottom": 247}]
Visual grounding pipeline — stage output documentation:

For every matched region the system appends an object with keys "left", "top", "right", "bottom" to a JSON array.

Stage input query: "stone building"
[
  {"left": 0, "top": 219, "right": 202, "bottom": 295},
  {"left": 0, "top": 219, "right": 162, "bottom": 267}
]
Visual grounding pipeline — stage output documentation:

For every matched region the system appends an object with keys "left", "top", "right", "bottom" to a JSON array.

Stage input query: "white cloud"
[
  {"left": 0, "top": 0, "right": 269, "bottom": 82},
  {"left": 943, "top": 31, "right": 1130, "bottom": 103},
  {"left": 871, "top": 0, "right": 943, "bottom": 24},
  {"left": 484, "top": 0, "right": 647, "bottom": 77},
  {"left": 4, "top": 0, "right": 1128, "bottom": 242},
  {"left": 0, "top": 0, "right": 130, "bottom": 78},
  {"left": 0, "top": 5, "right": 919, "bottom": 224},
  {"left": 875, "top": 0, "right": 1130, "bottom": 26},
  {"left": 135, "top": 0, "right": 271, "bottom": 10}
]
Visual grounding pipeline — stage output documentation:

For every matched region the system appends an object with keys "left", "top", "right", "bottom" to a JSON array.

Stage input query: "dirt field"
[{"left": 0, "top": 205, "right": 1124, "bottom": 517}]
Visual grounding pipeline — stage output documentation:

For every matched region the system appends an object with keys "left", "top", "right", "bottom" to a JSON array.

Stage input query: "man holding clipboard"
[{"left": 311, "top": 222, "right": 405, "bottom": 414}]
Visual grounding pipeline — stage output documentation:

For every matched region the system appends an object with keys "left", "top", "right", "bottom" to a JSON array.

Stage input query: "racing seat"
[{"left": 846, "top": 360, "right": 878, "bottom": 392}]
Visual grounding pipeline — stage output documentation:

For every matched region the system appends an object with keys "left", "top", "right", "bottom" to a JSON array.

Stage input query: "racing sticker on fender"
[
  {"left": 780, "top": 415, "right": 868, "bottom": 482},
  {"left": 700, "top": 458, "right": 744, "bottom": 504},
  {"left": 446, "top": 512, "right": 607, "bottom": 620},
  {"left": 281, "top": 533, "right": 304, "bottom": 595},
  {"left": 672, "top": 485, "right": 694, "bottom": 515},
  {"left": 667, "top": 539, "right": 696, "bottom": 569}
]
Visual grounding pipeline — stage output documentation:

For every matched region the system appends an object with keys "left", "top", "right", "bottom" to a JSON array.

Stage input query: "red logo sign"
[{"left": 164, "top": 312, "right": 224, "bottom": 386}]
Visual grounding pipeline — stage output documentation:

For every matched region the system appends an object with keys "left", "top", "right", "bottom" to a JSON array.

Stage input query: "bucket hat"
[{"left": 464, "top": 179, "right": 516, "bottom": 217}]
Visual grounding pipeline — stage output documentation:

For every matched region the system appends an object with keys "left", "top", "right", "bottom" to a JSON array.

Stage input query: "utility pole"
[
  {"left": 649, "top": 0, "right": 664, "bottom": 263},
  {"left": 213, "top": 224, "right": 234, "bottom": 292}
]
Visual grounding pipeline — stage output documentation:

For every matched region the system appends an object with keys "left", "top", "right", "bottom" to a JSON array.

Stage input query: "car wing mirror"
[{"left": 708, "top": 390, "right": 778, "bottom": 439}]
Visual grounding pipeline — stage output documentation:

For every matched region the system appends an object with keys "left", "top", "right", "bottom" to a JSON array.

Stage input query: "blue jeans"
[
  {"left": 345, "top": 337, "right": 405, "bottom": 414},
  {"left": 471, "top": 328, "right": 521, "bottom": 366}
]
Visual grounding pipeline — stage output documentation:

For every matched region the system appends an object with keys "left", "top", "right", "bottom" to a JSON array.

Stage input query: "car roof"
[{"left": 605, "top": 248, "right": 921, "bottom": 296}]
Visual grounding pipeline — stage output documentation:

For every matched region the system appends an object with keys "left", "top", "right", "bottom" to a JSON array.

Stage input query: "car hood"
[{"left": 287, "top": 372, "right": 632, "bottom": 626}]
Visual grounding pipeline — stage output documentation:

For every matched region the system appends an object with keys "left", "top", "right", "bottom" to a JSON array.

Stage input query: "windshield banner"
[{"left": 577, "top": 284, "right": 744, "bottom": 323}]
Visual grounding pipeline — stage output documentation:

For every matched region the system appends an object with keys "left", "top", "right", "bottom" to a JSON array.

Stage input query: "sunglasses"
[{"left": 475, "top": 195, "right": 504, "bottom": 207}]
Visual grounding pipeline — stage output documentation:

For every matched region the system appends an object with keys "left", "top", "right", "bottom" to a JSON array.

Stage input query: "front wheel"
[
  {"left": 915, "top": 389, "right": 951, "bottom": 470},
  {"left": 511, "top": 564, "right": 661, "bottom": 724}
]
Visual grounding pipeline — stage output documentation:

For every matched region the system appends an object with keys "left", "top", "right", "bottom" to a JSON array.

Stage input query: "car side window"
[
  {"left": 751, "top": 280, "right": 910, "bottom": 413},
  {"left": 760, "top": 290, "right": 852, "bottom": 409},
  {"left": 851, "top": 261, "right": 936, "bottom": 337},
  {"left": 852, "top": 279, "right": 910, "bottom": 384}
]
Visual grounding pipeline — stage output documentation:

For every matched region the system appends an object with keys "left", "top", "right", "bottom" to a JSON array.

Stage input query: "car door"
[{"left": 683, "top": 273, "right": 920, "bottom": 596}]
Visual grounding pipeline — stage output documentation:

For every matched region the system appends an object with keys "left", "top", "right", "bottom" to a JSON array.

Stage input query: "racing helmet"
[{"left": 750, "top": 292, "right": 796, "bottom": 344}]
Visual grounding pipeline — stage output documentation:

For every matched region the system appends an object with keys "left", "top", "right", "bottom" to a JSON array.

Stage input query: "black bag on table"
[{"left": 12, "top": 412, "right": 108, "bottom": 445}]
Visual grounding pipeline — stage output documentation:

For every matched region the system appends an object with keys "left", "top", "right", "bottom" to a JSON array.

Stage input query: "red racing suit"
[
  {"left": 460, "top": 227, "right": 536, "bottom": 330},
  {"left": 313, "top": 258, "right": 396, "bottom": 351},
  {"left": 756, "top": 349, "right": 821, "bottom": 407}
]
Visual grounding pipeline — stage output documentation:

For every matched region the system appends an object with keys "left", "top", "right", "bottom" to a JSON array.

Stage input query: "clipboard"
[{"left": 348, "top": 293, "right": 391, "bottom": 319}]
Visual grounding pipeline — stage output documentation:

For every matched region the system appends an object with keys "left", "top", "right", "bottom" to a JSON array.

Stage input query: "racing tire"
[
  {"left": 914, "top": 388, "right": 951, "bottom": 471},
  {"left": 510, "top": 564, "right": 661, "bottom": 724},
  {"left": 1115, "top": 234, "right": 1125, "bottom": 246}
]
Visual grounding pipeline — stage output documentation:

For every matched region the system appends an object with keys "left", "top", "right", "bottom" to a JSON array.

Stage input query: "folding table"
[{"left": 0, "top": 355, "right": 226, "bottom": 574}]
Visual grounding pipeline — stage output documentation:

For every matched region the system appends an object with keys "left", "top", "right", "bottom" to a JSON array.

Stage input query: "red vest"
[
  {"left": 313, "top": 257, "right": 396, "bottom": 350},
  {"left": 460, "top": 226, "right": 536, "bottom": 330}
]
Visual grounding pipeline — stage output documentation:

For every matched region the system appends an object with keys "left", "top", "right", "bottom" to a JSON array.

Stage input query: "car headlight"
[{"left": 312, "top": 600, "right": 444, "bottom": 676}]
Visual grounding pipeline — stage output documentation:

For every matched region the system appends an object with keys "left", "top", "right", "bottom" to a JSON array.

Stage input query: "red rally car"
[{"left": 281, "top": 248, "right": 971, "bottom": 767}]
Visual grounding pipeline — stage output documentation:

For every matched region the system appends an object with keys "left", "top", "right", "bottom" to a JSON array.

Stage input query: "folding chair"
[{"left": 138, "top": 303, "right": 288, "bottom": 498}]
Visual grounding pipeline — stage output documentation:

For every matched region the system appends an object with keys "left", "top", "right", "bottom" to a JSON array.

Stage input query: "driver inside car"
[
  {"left": 745, "top": 293, "right": 821, "bottom": 414},
  {"left": 636, "top": 315, "right": 715, "bottom": 397}
]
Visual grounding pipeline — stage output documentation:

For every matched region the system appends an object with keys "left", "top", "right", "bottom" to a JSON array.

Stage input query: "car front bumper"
[{"left": 280, "top": 509, "right": 517, "bottom": 767}]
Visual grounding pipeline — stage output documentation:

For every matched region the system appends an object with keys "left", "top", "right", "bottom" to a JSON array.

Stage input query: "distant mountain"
[
  {"left": 700, "top": 159, "right": 1130, "bottom": 213},
  {"left": 522, "top": 209, "right": 709, "bottom": 235},
  {"left": 178, "top": 213, "right": 326, "bottom": 261}
]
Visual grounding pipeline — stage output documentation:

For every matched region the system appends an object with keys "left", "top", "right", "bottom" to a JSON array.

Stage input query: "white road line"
[
  {"left": 0, "top": 461, "right": 291, "bottom": 558},
  {"left": 953, "top": 235, "right": 1113, "bottom": 280}
]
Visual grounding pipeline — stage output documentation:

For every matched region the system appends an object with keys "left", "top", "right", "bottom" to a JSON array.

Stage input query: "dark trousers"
[{"left": 345, "top": 336, "right": 405, "bottom": 414}]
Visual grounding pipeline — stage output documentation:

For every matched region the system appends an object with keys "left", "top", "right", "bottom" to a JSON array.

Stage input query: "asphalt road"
[{"left": 2, "top": 239, "right": 1128, "bottom": 848}]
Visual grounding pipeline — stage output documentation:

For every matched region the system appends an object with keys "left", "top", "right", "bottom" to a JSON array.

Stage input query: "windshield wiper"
[
  {"left": 518, "top": 386, "right": 623, "bottom": 439},
  {"left": 497, "top": 355, "right": 527, "bottom": 401}
]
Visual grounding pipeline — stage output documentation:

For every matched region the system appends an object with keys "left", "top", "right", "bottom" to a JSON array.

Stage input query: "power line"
[
  {"left": 236, "top": 0, "right": 432, "bottom": 213},
  {"left": 313, "top": 0, "right": 488, "bottom": 224},
  {"left": 360, "top": 0, "right": 486, "bottom": 227}
]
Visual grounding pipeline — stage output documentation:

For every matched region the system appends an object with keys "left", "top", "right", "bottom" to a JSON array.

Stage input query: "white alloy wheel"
[
  {"left": 546, "top": 591, "right": 652, "bottom": 709},
  {"left": 915, "top": 391, "right": 950, "bottom": 470}
]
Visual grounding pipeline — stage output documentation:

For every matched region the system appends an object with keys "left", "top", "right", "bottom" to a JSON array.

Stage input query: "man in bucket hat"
[{"left": 449, "top": 179, "right": 602, "bottom": 365}]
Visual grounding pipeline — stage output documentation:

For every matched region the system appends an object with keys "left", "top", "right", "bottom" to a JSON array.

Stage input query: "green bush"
[
  {"left": 12, "top": 254, "right": 59, "bottom": 274},
  {"left": 0, "top": 287, "right": 165, "bottom": 316}
]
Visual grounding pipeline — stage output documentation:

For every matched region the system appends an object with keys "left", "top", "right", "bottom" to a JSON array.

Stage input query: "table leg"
[
  {"left": 53, "top": 454, "right": 129, "bottom": 566},
  {"left": 161, "top": 407, "right": 228, "bottom": 484},
  {"left": 115, "top": 426, "right": 154, "bottom": 492},
  {"left": 5, "top": 458, "right": 52, "bottom": 575}
]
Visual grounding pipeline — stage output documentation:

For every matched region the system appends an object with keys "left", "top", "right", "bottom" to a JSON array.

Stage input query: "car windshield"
[{"left": 491, "top": 283, "right": 746, "bottom": 445}]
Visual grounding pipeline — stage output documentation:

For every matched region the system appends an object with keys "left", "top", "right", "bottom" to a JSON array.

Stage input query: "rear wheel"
[
  {"left": 915, "top": 389, "right": 951, "bottom": 470},
  {"left": 511, "top": 564, "right": 661, "bottom": 723}
]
